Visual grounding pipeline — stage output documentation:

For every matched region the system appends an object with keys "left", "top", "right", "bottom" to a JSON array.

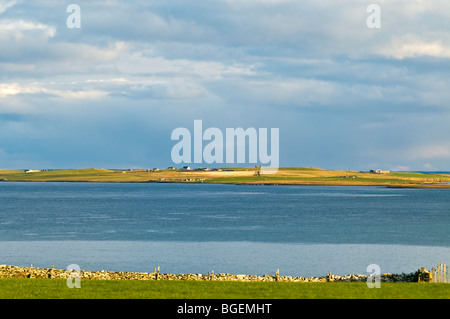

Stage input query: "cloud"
[
  {"left": 109, "top": 82, "right": 208, "bottom": 100},
  {"left": 0, "top": 19, "right": 55, "bottom": 40},
  {"left": 217, "top": 78, "right": 339, "bottom": 108},
  {"left": 56, "top": 41, "right": 129, "bottom": 62},
  {"left": 0, "top": 82, "right": 108, "bottom": 104},
  {"left": 115, "top": 51, "right": 258, "bottom": 80},
  {"left": 0, "top": 83, "right": 40, "bottom": 97},
  {"left": 380, "top": 34, "right": 450, "bottom": 59},
  {"left": 1, "top": 0, "right": 450, "bottom": 170},
  {"left": 74, "top": 1, "right": 218, "bottom": 44},
  {"left": 0, "top": 0, "right": 18, "bottom": 14}
]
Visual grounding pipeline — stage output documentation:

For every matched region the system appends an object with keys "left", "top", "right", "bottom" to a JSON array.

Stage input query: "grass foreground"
[
  {"left": 0, "top": 278, "right": 449, "bottom": 299},
  {"left": 1, "top": 167, "right": 450, "bottom": 188}
]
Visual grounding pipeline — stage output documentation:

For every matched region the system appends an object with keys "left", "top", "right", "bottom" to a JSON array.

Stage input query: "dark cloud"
[{"left": 1, "top": 0, "right": 449, "bottom": 170}]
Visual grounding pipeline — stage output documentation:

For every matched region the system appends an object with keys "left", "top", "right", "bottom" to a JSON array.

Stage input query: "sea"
[{"left": 0, "top": 182, "right": 449, "bottom": 277}]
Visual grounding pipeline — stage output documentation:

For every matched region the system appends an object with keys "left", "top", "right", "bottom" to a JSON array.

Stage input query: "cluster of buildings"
[
  {"left": 140, "top": 166, "right": 222, "bottom": 172},
  {"left": 369, "top": 169, "right": 391, "bottom": 174}
]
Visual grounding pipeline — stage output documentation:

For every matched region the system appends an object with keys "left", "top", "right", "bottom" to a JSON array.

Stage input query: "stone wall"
[{"left": 0, "top": 265, "right": 420, "bottom": 282}]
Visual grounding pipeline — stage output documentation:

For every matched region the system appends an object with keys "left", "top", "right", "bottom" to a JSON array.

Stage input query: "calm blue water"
[{"left": 0, "top": 182, "right": 449, "bottom": 276}]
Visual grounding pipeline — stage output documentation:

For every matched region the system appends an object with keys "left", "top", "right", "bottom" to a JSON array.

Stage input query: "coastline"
[
  {"left": 1, "top": 166, "right": 450, "bottom": 188},
  {"left": 1, "top": 180, "right": 449, "bottom": 188}
]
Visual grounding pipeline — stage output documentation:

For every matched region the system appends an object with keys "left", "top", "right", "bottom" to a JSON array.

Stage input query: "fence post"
[
  {"left": 447, "top": 268, "right": 449, "bottom": 283},
  {"left": 437, "top": 264, "right": 441, "bottom": 283},
  {"left": 436, "top": 265, "right": 439, "bottom": 283},
  {"left": 443, "top": 264, "right": 447, "bottom": 283},
  {"left": 445, "top": 264, "right": 448, "bottom": 283},
  {"left": 428, "top": 264, "right": 449, "bottom": 283}
]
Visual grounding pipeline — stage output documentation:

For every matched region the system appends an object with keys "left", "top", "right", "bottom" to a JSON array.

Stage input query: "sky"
[{"left": 1, "top": 0, "right": 450, "bottom": 171}]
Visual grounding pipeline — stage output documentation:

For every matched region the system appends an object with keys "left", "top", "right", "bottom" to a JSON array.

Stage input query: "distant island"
[{"left": 1, "top": 167, "right": 450, "bottom": 188}]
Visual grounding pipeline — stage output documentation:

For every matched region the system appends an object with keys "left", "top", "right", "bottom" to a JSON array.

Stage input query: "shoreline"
[
  {"left": 0, "top": 265, "right": 421, "bottom": 283},
  {"left": 1, "top": 178, "right": 450, "bottom": 189}
]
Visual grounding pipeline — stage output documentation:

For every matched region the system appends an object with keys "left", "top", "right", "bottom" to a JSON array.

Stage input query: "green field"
[
  {"left": 1, "top": 167, "right": 449, "bottom": 188},
  {"left": 0, "top": 278, "right": 448, "bottom": 299}
]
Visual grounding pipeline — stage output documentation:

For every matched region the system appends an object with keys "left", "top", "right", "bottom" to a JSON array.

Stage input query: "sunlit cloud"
[
  {"left": 380, "top": 34, "right": 450, "bottom": 59},
  {"left": 0, "top": 19, "right": 56, "bottom": 40}
]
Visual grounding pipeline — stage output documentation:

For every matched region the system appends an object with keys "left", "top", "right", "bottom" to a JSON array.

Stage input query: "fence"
[{"left": 431, "top": 263, "right": 449, "bottom": 283}]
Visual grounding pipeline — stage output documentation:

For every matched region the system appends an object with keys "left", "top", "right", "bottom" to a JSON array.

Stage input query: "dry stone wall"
[{"left": 0, "top": 265, "right": 421, "bottom": 282}]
